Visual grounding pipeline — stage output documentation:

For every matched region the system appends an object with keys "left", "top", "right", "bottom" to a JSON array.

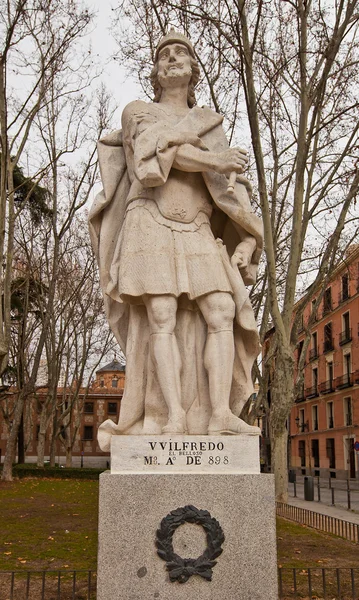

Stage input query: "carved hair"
[{"left": 150, "top": 55, "right": 200, "bottom": 108}]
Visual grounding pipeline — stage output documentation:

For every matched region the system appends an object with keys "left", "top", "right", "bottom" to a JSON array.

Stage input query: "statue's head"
[{"left": 151, "top": 29, "right": 200, "bottom": 108}]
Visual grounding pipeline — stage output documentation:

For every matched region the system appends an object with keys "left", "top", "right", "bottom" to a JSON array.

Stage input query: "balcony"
[
  {"left": 339, "top": 328, "right": 352, "bottom": 345},
  {"left": 322, "top": 304, "right": 332, "bottom": 317},
  {"left": 309, "top": 348, "right": 319, "bottom": 361},
  {"left": 319, "top": 379, "right": 334, "bottom": 394},
  {"left": 338, "top": 290, "right": 350, "bottom": 304},
  {"left": 323, "top": 339, "right": 334, "bottom": 353},
  {"left": 334, "top": 373, "right": 352, "bottom": 389},
  {"left": 305, "top": 385, "right": 319, "bottom": 399},
  {"left": 295, "top": 392, "right": 306, "bottom": 403}
]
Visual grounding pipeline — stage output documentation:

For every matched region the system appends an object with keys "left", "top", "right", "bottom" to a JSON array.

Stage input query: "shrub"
[{"left": 10, "top": 464, "right": 106, "bottom": 480}]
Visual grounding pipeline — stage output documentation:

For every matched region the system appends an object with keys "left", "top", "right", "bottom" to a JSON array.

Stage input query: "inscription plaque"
[{"left": 110, "top": 435, "right": 260, "bottom": 474}]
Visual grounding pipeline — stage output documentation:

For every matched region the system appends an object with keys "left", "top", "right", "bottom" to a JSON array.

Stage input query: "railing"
[
  {"left": 309, "top": 347, "right": 319, "bottom": 361},
  {"left": 0, "top": 570, "right": 96, "bottom": 599},
  {"left": 1, "top": 567, "right": 359, "bottom": 600},
  {"left": 305, "top": 385, "right": 319, "bottom": 398},
  {"left": 323, "top": 339, "right": 334, "bottom": 353},
  {"left": 276, "top": 502, "right": 359, "bottom": 543},
  {"left": 322, "top": 304, "right": 332, "bottom": 317},
  {"left": 319, "top": 379, "right": 334, "bottom": 394},
  {"left": 338, "top": 290, "right": 350, "bottom": 304},
  {"left": 339, "top": 328, "right": 352, "bottom": 345},
  {"left": 278, "top": 567, "right": 359, "bottom": 599},
  {"left": 335, "top": 373, "right": 352, "bottom": 389}
]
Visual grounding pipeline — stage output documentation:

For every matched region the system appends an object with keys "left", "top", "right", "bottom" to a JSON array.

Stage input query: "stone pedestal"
[{"left": 97, "top": 437, "right": 278, "bottom": 600}]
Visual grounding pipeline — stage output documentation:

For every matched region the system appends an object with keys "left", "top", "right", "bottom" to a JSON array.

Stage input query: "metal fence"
[
  {"left": 276, "top": 501, "right": 359, "bottom": 543},
  {"left": 1, "top": 568, "right": 359, "bottom": 599},
  {"left": 0, "top": 570, "right": 96, "bottom": 600},
  {"left": 278, "top": 567, "right": 359, "bottom": 599}
]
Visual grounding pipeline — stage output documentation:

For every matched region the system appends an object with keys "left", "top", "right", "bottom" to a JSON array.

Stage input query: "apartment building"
[{"left": 290, "top": 245, "right": 359, "bottom": 479}]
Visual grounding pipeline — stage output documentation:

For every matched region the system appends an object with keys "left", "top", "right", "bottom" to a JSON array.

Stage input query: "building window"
[
  {"left": 312, "top": 405, "right": 318, "bottom": 431},
  {"left": 313, "top": 367, "right": 318, "bottom": 392},
  {"left": 83, "top": 426, "right": 93, "bottom": 441},
  {"left": 341, "top": 273, "right": 350, "bottom": 302},
  {"left": 297, "top": 340, "right": 304, "bottom": 364},
  {"left": 309, "top": 332, "right": 318, "bottom": 360},
  {"left": 112, "top": 378, "right": 118, "bottom": 388},
  {"left": 298, "top": 440, "right": 306, "bottom": 471},
  {"left": 323, "top": 288, "right": 332, "bottom": 315},
  {"left": 108, "top": 402, "right": 117, "bottom": 415},
  {"left": 311, "top": 439, "right": 320, "bottom": 470},
  {"left": 344, "top": 397, "right": 352, "bottom": 427},
  {"left": 327, "top": 402, "right": 334, "bottom": 429},
  {"left": 84, "top": 402, "right": 94, "bottom": 414},
  {"left": 311, "top": 299, "right": 317, "bottom": 320},
  {"left": 100, "top": 378, "right": 105, "bottom": 387},
  {"left": 298, "top": 313, "right": 304, "bottom": 332},
  {"left": 299, "top": 408, "right": 305, "bottom": 432},
  {"left": 323, "top": 322, "right": 334, "bottom": 353},
  {"left": 326, "top": 438, "right": 336, "bottom": 475},
  {"left": 340, "top": 312, "right": 351, "bottom": 345}
]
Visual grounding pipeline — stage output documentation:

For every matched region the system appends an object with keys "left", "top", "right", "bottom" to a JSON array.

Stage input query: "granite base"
[{"left": 97, "top": 472, "right": 278, "bottom": 600}]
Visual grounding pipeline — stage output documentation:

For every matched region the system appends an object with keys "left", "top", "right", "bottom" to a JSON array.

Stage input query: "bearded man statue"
[{"left": 89, "top": 29, "right": 263, "bottom": 450}]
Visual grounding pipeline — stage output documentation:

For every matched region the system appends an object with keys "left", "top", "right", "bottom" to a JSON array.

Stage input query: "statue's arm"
[
  {"left": 173, "top": 143, "right": 247, "bottom": 176},
  {"left": 122, "top": 102, "right": 248, "bottom": 186}
]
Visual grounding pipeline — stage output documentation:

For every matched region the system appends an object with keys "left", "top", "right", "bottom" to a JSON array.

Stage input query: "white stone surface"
[
  {"left": 89, "top": 30, "right": 264, "bottom": 443},
  {"left": 97, "top": 472, "right": 278, "bottom": 600},
  {"left": 110, "top": 435, "right": 260, "bottom": 474}
]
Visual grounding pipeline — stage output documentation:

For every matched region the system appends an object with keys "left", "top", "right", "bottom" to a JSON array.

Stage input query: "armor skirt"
[{"left": 109, "top": 199, "right": 233, "bottom": 303}]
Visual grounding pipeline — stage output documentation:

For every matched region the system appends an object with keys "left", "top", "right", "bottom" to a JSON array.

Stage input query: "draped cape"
[{"left": 88, "top": 102, "right": 263, "bottom": 448}]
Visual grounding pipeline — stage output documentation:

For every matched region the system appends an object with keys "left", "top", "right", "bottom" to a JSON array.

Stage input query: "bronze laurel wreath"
[{"left": 155, "top": 505, "right": 225, "bottom": 583}]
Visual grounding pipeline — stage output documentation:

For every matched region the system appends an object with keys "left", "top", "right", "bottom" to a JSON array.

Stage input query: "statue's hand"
[
  {"left": 215, "top": 147, "right": 248, "bottom": 175},
  {"left": 231, "top": 239, "right": 256, "bottom": 270}
]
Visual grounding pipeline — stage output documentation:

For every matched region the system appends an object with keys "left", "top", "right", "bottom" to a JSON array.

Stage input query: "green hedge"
[{"left": 8, "top": 464, "right": 107, "bottom": 480}]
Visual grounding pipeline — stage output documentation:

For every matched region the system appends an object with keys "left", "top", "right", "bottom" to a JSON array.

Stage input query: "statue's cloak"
[{"left": 88, "top": 103, "right": 263, "bottom": 446}]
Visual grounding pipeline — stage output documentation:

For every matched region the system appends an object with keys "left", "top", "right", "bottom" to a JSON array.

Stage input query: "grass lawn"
[
  {"left": 1, "top": 478, "right": 358, "bottom": 574},
  {"left": 0, "top": 479, "right": 98, "bottom": 572}
]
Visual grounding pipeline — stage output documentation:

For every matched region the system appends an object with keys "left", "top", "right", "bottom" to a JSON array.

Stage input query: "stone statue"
[{"left": 89, "top": 30, "right": 263, "bottom": 451}]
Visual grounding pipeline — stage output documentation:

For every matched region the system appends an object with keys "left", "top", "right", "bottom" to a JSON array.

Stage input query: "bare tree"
[
  {"left": 112, "top": 0, "right": 359, "bottom": 500},
  {"left": 0, "top": 0, "right": 93, "bottom": 378},
  {"left": 0, "top": 1, "right": 116, "bottom": 481}
]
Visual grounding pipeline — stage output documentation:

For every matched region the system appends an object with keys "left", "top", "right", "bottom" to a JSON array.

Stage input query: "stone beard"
[{"left": 88, "top": 33, "right": 264, "bottom": 450}]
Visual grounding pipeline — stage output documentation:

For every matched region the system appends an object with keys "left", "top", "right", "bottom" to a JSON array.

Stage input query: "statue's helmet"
[{"left": 154, "top": 27, "right": 195, "bottom": 61}]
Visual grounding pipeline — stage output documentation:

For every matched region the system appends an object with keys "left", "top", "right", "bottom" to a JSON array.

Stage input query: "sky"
[{"left": 86, "top": 0, "right": 141, "bottom": 116}]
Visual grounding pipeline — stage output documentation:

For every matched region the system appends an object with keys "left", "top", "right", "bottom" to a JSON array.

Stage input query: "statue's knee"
[
  {"left": 207, "top": 296, "right": 235, "bottom": 331},
  {"left": 146, "top": 296, "right": 177, "bottom": 333}
]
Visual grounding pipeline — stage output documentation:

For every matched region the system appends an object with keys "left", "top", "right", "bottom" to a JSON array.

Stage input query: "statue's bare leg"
[
  {"left": 144, "top": 294, "right": 186, "bottom": 434},
  {"left": 197, "top": 292, "right": 260, "bottom": 435}
]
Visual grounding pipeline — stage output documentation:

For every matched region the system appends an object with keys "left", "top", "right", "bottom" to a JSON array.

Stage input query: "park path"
[{"left": 287, "top": 480, "right": 359, "bottom": 525}]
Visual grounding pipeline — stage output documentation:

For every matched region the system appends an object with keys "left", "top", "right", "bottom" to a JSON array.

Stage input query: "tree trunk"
[
  {"left": 1, "top": 392, "right": 26, "bottom": 481},
  {"left": 37, "top": 407, "right": 48, "bottom": 467},
  {"left": 65, "top": 447, "right": 72, "bottom": 468},
  {"left": 49, "top": 439, "right": 56, "bottom": 467},
  {"left": 18, "top": 413, "right": 25, "bottom": 464},
  {"left": 37, "top": 431, "right": 46, "bottom": 468},
  {"left": 268, "top": 346, "right": 295, "bottom": 502},
  {"left": 270, "top": 428, "right": 289, "bottom": 503}
]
